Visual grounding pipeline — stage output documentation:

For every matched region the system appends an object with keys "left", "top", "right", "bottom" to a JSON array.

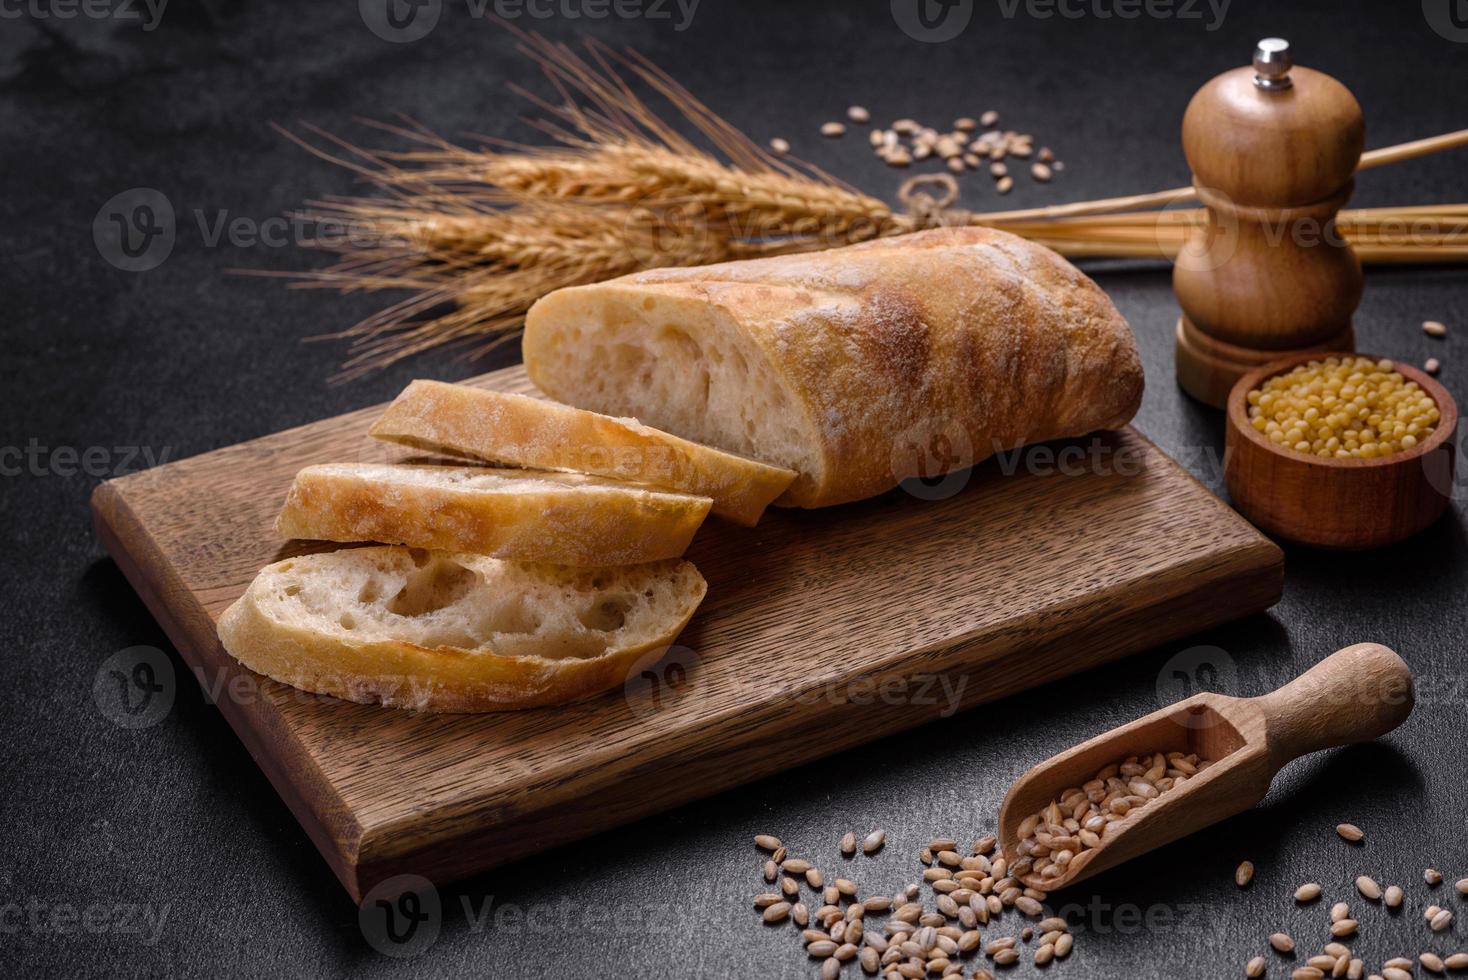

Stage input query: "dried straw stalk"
[{"left": 276, "top": 32, "right": 1468, "bottom": 379}]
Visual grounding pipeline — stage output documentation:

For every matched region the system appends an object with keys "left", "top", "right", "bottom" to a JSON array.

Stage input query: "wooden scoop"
[{"left": 997, "top": 643, "right": 1414, "bottom": 892}]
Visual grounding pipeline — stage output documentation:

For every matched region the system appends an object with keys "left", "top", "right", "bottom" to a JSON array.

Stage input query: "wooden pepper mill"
[{"left": 1174, "top": 39, "right": 1366, "bottom": 408}]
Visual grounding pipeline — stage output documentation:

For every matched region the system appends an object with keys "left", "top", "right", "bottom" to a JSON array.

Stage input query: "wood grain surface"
[
  {"left": 89, "top": 366, "right": 1284, "bottom": 903},
  {"left": 1173, "top": 61, "right": 1365, "bottom": 406},
  {"left": 997, "top": 643, "right": 1414, "bottom": 893}
]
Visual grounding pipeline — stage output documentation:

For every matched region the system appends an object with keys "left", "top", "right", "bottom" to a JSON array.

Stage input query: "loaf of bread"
[
  {"left": 276, "top": 463, "right": 711, "bottom": 566},
  {"left": 370, "top": 379, "right": 796, "bottom": 526},
  {"left": 523, "top": 226, "right": 1144, "bottom": 508},
  {"left": 217, "top": 547, "right": 707, "bottom": 712}
]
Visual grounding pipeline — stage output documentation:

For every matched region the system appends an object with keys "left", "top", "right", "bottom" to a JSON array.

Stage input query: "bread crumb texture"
[{"left": 217, "top": 547, "right": 707, "bottom": 712}]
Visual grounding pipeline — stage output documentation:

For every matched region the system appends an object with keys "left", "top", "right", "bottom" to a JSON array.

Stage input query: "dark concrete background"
[{"left": 3, "top": 1, "right": 1467, "bottom": 977}]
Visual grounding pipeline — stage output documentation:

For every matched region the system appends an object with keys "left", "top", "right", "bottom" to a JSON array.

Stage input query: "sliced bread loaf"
[
  {"left": 276, "top": 463, "right": 711, "bottom": 566},
  {"left": 523, "top": 226, "right": 1143, "bottom": 508},
  {"left": 369, "top": 380, "right": 796, "bottom": 526},
  {"left": 217, "top": 547, "right": 707, "bottom": 711}
]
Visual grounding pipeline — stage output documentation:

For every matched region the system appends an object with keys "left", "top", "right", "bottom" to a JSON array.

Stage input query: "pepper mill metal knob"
[
  {"left": 1253, "top": 38, "right": 1292, "bottom": 89},
  {"left": 1173, "top": 39, "right": 1365, "bottom": 408}
]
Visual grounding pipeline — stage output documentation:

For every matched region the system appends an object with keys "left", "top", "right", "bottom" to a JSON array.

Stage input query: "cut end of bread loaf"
[
  {"left": 217, "top": 547, "right": 707, "bottom": 712},
  {"left": 524, "top": 289, "right": 827, "bottom": 502}
]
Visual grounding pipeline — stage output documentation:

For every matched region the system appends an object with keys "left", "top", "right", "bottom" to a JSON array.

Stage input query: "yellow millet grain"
[{"left": 1246, "top": 356, "right": 1440, "bottom": 459}]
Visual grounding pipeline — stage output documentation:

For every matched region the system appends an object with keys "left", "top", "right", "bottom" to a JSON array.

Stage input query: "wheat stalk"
[
  {"left": 271, "top": 31, "right": 905, "bottom": 378},
  {"left": 274, "top": 28, "right": 1468, "bottom": 379}
]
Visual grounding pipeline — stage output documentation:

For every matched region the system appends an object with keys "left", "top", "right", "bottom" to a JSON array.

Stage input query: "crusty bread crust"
[
  {"left": 523, "top": 226, "right": 1144, "bottom": 508},
  {"left": 276, "top": 463, "right": 711, "bottom": 566},
  {"left": 216, "top": 548, "right": 707, "bottom": 712},
  {"left": 369, "top": 380, "right": 795, "bottom": 526}
]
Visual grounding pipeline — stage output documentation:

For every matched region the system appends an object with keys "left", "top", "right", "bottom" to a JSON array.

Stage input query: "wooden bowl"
[{"left": 1225, "top": 353, "right": 1458, "bottom": 549}]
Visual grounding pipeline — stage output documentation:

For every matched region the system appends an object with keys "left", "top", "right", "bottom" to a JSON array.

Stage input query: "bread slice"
[
  {"left": 369, "top": 380, "right": 796, "bottom": 526},
  {"left": 276, "top": 463, "right": 711, "bottom": 566},
  {"left": 216, "top": 547, "right": 707, "bottom": 712},
  {"left": 523, "top": 226, "right": 1143, "bottom": 508}
]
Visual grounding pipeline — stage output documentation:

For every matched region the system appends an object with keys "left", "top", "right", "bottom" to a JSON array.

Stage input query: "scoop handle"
[{"left": 1254, "top": 642, "right": 1414, "bottom": 772}]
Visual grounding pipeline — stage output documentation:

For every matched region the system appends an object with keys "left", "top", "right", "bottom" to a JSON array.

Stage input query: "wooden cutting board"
[{"left": 91, "top": 365, "right": 1283, "bottom": 903}]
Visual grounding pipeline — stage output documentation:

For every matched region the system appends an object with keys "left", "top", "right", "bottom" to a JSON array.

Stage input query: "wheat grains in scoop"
[
  {"left": 997, "top": 644, "right": 1413, "bottom": 892},
  {"left": 1010, "top": 751, "right": 1215, "bottom": 883}
]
